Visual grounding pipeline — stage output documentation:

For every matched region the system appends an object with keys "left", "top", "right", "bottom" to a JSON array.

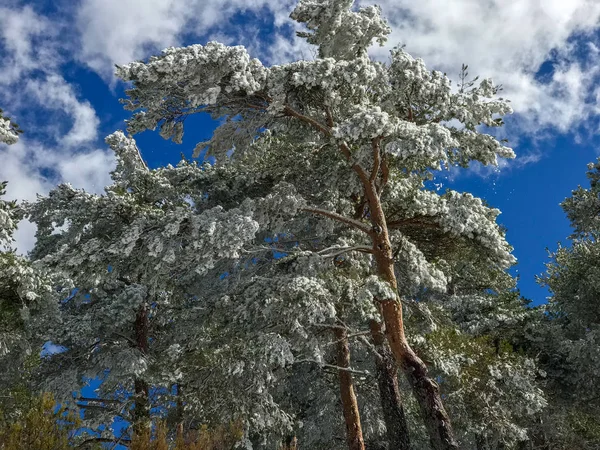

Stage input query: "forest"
[{"left": 1, "top": 0, "right": 599, "bottom": 449}]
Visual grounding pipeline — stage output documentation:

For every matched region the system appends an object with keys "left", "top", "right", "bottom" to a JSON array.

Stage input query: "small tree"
[{"left": 0, "top": 393, "right": 86, "bottom": 450}]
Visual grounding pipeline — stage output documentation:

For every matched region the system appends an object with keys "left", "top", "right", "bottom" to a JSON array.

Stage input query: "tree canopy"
[{"left": 1, "top": 0, "right": 599, "bottom": 449}]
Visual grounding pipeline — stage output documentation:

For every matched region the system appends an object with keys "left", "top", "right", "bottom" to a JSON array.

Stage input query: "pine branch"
[
  {"left": 295, "top": 359, "right": 371, "bottom": 376},
  {"left": 302, "top": 207, "right": 372, "bottom": 234}
]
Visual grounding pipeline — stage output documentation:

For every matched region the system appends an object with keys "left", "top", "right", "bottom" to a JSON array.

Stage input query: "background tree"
[
  {"left": 25, "top": 130, "right": 266, "bottom": 443},
  {"left": 0, "top": 117, "right": 66, "bottom": 423},
  {"left": 530, "top": 157, "right": 600, "bottom": 448},
  {"left": 0, "top": 393, "right": 92, "bottom": 450}
]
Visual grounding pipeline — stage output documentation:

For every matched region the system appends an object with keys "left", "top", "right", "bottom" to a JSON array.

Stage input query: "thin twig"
[{"left": 357, "top": 336, "right": 384, "bottom": 362}]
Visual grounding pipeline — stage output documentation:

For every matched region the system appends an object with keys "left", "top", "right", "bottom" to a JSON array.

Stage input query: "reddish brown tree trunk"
[
  {"left": 132, "top": 304, "right": 150, "bottom": 435},
  {"left": 369, "top": 320, "right": 411, "bottom": 450},
  {"left": 334, "top": 327, "right": 366, "bottom": 450},
  {"left": 287, "top": 105, "right": 457, "bottom": 449},
  {"left": 365, "top": 180, "right": 458, "bottom": 450},
  {"left": 379, "top": 299, "right": 457, "bottom": 450}
]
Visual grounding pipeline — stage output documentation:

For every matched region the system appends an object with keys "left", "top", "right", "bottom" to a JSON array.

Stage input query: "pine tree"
[
  {"left": 113, "top": 0, "right": 516, "bottom": 447},
  {"left": 25, "top": 131, "right": 266, "bottom": 441},
  {"left": 532, "top": 157, "right": 600, "bottom": 448},
  {"left": 0, "top": 119, "right": 65, "bottom": 421}
]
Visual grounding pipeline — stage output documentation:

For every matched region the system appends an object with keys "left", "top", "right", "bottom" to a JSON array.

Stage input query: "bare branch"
[
  {"left": 77, "top": 396, "right": 123, "bottom": 405},
  {"left": 357, "top": 335, "right": 384, "bottom": 362},
  {"left": 283, "top": 105, "right": 332, "bottom": 136},
  {"left": 76, "top": 437, "right": 131, "bottom": 449},
  {"left": 112, "top": 332, "right": 137, "bottom": 348},
  {"left": 312, "top": 323, "right": 348, "bottom": 331}
]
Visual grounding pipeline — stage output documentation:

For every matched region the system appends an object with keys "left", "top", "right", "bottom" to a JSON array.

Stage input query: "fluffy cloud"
[
  {"left": 0, "top": 4, "right": 57, "bottom": 85},
  {"left": 25, "top": 75, "right": 99, "bottom": 147},
  {"left": 74, "top": 0, "right": 600, "bottom": 135},
  {"left": 0, "top": 137, "right": 115, "bottom": 253},
  {"left": 367, "top": 0, "right": 600, "bottom": 133},
  {"left": 76, "top": 0, "right": 296, "bottom": 81},
  {"left": 0, "top": 5, "right": 110, "bottom": 253}
]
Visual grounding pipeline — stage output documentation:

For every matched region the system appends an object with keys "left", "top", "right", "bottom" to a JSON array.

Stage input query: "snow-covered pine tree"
[
  {"left": 114, "top": 0, "right": 516, "bottom": 447},
  {"left": 0, "top": 119, "right": 64, "bottom": 420},
  {"left": 405, "top": 258, "right": 546, "bottom": 449},
  {"left": 533, "top": 157, "right": 600, "bottom": 448},
  {"left": 25, "top": 131, "right": 266, "bottom": 441}
]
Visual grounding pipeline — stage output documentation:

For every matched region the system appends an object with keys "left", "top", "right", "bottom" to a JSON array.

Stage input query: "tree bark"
[
  {"left": 132, "top": 304, "right": 150, "bottom": 435},
  {"left": 334, "top": 327, "right": 366, "bottom": 450},
  {"left": 284, "top": 103, "right": 457, "bottom": 449},
  {"left": 380, "top": 299, "right": 457, "bottom": 450},
  {"left": 364, "top": 173, "right": 458, "bottom": 450},
  {"left": 369, "top": 320, "right": 411, "bottom": 450}
]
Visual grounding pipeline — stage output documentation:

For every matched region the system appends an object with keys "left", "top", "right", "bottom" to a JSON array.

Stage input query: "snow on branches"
[
  {"left": 290, "top": 0, "right": 391, "bottom": 60},
  {"left": 0, "top": 115, "right": 20, "bottom": 145}
]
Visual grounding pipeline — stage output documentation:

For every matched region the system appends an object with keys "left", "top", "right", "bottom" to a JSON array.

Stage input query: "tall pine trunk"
[
  {"left": 334, "top": 327, "right": 366, "bottom": 450},
  {"left": 369, "top": 319, "right": 411, "bottom": 450},
  {"left": 365, "top": 180, "right": 458, "bottom": 450},
  {"left": 132, "top": 304, "right": 150, "bottom": 435}
]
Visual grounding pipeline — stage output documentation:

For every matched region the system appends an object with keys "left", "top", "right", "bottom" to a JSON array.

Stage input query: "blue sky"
[{"left": 1, "top": 0, "right": 600, "bottom": 306}]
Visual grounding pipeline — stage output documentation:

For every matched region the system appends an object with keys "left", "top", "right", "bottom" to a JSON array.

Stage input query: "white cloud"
[
  {"left": 25, "top": 75, "right": 99, "bottom": 147},
  {"left": 56, "top": 149, "right": 115, "bottom": 194},
  {"left": 364, "top": 0, "right": 600, "bottom": 133},
  {"left": 0, "top": 5, "right": 99, "bottom": 144},
  {"left": 0, "top": 4, "right": 112, "bottom": 253},
  {"left": 0, "top": 5, "right": 100, "bottom": 150},
  {"left": 0, "top": 5, "right": 57, "bottom": 85},
  {"left": 76, "top": 0, "right": 296, "bottom": 81},
  {"left": 73, "top": 0, "right": 600, "bottom": 134},
  {"left": 0, "top": 137, "right": 115, "bottom": 254}
]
